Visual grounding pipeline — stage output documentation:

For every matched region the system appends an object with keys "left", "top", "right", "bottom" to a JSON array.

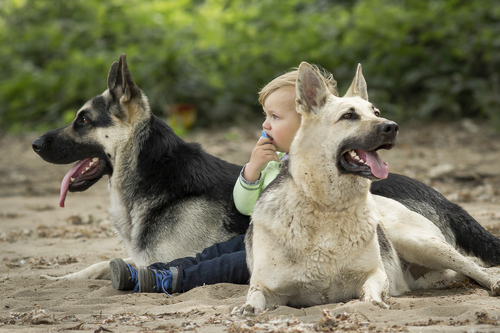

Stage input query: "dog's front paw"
[
  {"left": 230, "top": 305, "right": 243, "bottom": 316},
  {"left": 371, "top": 300, "right": 390, "bottom": 309},
  {"left": 361, "top": 295, "right": 390, "bottom": 309},
  {"left": 491, "top": 280, "right": 500, "bottom": 296},
  {"left": 231, "top": 303, "right": 264, "bottom": 316}
]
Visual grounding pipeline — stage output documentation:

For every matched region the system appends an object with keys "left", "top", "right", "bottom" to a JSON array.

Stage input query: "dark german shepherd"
[{"left": 32, "top": 55, "right": 500, "bottom": 281}]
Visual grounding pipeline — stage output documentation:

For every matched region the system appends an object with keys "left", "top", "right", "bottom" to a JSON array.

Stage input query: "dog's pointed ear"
[
  {"left": 107, "top": 54, "right": 141, "bottom": 103},
  {"left": 119, "top": 54, "right": 142, "bottom": 103},
  {"left": 106, "top": 54, "right": 146, "bottom": 123},
  {"left": 107, "top": 61, "right": 121, "bottom": 92},
  {"left": 296, "top": 62, "right": 330, "bottom": 115},
  {"left": 344, "top": 64, "right": 368, "bottom": 101}
]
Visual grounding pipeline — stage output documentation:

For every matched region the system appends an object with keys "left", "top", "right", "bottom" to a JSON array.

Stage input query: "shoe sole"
[
  {"left": 138, "top": 266, "right": 154, "bottom": 293},
  {"left": 109, "top": 258, "right": 129, "bottom": 290}
]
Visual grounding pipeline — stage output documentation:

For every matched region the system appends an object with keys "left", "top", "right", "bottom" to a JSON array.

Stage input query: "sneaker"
[
  {"left": 138, "top": 266, "right": 172, "bottom": 294},
  {"left": 109, "top": 258, "right": 139, "bottom": 291}
]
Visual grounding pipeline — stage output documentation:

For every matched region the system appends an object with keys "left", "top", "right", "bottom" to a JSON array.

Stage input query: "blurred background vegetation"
[{"left": 0, "top": 0, "right": 499, "bottom": 134}]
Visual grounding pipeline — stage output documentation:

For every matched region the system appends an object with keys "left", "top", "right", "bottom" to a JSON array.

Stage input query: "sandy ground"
[{"left": 1, "top": 119, "right": 500, "bottom": 332}]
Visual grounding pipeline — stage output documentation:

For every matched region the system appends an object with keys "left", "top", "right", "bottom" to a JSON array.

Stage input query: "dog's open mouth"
[
  {"left": 60, "top": 157, "right": 106, "bottom": 207},
  {"left": 341, "top": 147, "right": 390, "bottom": 180}
]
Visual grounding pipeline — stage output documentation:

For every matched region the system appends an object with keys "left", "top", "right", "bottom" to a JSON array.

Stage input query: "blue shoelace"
[
  {"left": 126, "top": 263, "right": 139, "bottom": 292},
  {"left": 153, "top": 269, "right": 172, "bottom": 296}
]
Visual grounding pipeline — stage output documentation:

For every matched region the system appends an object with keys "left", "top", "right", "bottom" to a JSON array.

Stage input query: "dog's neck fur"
[{"left": 289, "top": 137, "right": 372, "bottom": 211}]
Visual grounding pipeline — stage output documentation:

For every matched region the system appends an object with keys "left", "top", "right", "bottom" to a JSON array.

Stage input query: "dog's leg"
[
  {"left": 360, "top": 268, "right": 390, "bottom": 309},
  {"left": 41, "top": 258, "right": 134, "bottom": 281},
  {"left": 412, "top": 269, "right": 468, "bottom": 290},
  {"left": 376, "top": 196, "right": 500, "bottom": 295},
  {"left": 392, "top": 233, "right": 500, "bottom": 295}
]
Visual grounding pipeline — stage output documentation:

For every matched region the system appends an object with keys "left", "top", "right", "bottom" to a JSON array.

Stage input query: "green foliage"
[
  {"left": 1, "top": 0, "right": 499, "bottom": 133},
  {"left": 338, "top": 0, "right": 500, "bottom": 124}
]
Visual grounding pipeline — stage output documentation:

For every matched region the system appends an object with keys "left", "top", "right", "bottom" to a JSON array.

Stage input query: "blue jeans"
[{"left": 149, "top": 234, "right": 249, "bottom": 293}]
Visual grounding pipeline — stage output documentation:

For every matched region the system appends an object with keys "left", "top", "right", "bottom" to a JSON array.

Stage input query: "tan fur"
[{"left": 234, "top": 62, "right": 500, "bottom": 315}]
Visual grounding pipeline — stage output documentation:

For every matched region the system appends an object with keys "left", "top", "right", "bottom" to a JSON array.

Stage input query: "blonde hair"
[{"left": 258, "top": 64, "right": 339, "bottom": 106}]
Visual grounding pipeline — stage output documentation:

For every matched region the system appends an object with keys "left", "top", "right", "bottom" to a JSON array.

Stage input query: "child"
[{"left": 109, "top": 65, "right": 338, "bottom": 294}]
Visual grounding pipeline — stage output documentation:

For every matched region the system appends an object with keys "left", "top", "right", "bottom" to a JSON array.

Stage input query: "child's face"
[{"left": 262, "top": 86, "right": 301, "bottom": 153}]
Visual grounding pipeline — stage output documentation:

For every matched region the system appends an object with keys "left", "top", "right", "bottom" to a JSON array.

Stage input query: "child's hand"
[{"left": 243, "top": 137, "right": 281, "bottom": 182}]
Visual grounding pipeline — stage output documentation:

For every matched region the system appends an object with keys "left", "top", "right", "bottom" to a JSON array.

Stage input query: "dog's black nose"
[
  {"left": 380, "top": 121, "right": 398, "bottom": 135},
  {"left": 32, "top": 137, "right": 45, "bottom": 153}
]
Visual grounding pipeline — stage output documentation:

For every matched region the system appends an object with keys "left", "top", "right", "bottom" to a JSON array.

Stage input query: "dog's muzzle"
[{"left": 338, "top": 120, "right": 398, "bottom": 180}]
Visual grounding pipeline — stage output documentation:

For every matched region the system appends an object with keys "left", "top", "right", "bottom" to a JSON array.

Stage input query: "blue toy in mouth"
[{"left": 261, "top": 130, "right": 272, "bottom": 144}]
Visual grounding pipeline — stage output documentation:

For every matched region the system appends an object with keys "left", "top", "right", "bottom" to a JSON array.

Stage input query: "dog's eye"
[
  {"left": 341, "top": 107, "right": 357, "bottom": 120},
  {"left": 374, "top": 110, "right": 380, "bottom": 117},
  {"left": 76, "top": 114, "right": 90, "bottom": 127}
]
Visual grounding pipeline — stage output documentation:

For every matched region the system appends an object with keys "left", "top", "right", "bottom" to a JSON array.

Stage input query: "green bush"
[
  {"left": 1, "top": 0, "right": 499, "bottom": 133},
  {"left": 338, "top": 0, "right": 500, "bottom": 124}
]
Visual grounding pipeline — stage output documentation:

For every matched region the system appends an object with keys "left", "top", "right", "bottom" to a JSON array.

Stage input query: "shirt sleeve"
[{"left": 233, "top": 164, "right": 264, "bottom": 216}]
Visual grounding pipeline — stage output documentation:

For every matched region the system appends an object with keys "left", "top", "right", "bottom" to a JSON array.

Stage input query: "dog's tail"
[{"left": 372, "top": 173, "right": 500, "bottom": 266}]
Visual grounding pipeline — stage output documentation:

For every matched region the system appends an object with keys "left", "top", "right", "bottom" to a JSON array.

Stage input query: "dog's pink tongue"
[
  {"left": 356, "top": 150, "right": 389, "bottom": 179},
  {"left": 60, "top": 159, "right": 91, "bottom": 208}
]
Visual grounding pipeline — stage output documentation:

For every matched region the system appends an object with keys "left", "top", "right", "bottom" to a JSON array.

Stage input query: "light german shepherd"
[
  {"left": 235, "top": 62, "right": 500, "bottom": 314},
  {"left": 32, "top": 55, "right": 500, "bottom": 285}
]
